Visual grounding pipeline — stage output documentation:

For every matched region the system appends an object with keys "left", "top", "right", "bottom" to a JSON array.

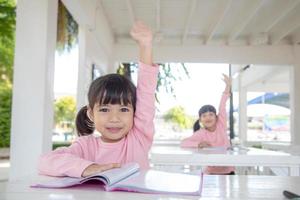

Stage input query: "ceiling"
[{"left": 100, "top": 0, "right": 300, "bottom": 46}]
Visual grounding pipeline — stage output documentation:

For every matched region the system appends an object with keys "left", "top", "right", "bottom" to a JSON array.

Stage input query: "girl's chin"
[{"left": 101, "top": 136, "right": 124, "bottom": 143}]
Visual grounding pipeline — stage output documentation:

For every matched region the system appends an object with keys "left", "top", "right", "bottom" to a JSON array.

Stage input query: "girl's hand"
[
  {"left": 222, "top": 73, "right": 232, "bottom": 93},
  {"left": 130, "top": 21, "right": 153, "bottom": 47},
  {"left": 198, "top": 141, "right": 211, "bottom": 149},
  {"left": 82, "top": 163, "right": 121, "bottom": 177}
]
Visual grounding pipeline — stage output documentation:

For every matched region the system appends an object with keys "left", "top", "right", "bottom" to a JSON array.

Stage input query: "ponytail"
[
  {"left": 193, "top": 119, "right": 201, "bottom": 132},
  {"left": 75, "top": 106, "right": 94, "bottom": 136}
]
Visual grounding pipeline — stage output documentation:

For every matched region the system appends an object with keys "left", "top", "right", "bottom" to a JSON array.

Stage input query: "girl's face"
[
  {"left": 89, "top": 103, "right": 134, "bottom": 143},
  {"left": 200, "top": 112, "right": 217, "bottom": 131}
]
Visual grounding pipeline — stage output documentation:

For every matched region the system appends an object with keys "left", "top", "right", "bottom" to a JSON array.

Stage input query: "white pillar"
[
  {"left": 238, "top": 75, "right": 248, "bottom": 145},
  {"left": 76, "top": 27, "right": 90, "bottom": 111},
  {"left": 10, "top": 0, "right": 58, "bottom": 180},
  {"left": 290, "top": 46, "right": 300, "bottom": 145}
]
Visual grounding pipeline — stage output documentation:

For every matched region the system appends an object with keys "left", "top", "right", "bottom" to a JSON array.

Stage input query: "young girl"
[
  {"left": 38, "top": 22, "right": 159, "bottom": 178},
  {"left": 181, "top": 74, "right": 235, "bottom": 175}
]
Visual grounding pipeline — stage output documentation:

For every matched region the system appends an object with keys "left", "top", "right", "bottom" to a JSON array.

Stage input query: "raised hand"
[
  {"left": 222, "top": 73, "right": 232, "bottom": 93},
  {"left": 81, "top": 163, "right": 121, "bottom": 177},
  {"left": 130, "top": 21, "right": 153, "bottom": 47}
]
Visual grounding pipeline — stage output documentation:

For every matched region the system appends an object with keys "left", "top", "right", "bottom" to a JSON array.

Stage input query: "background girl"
[{"left": 181, "top": 74, "right": 235, "bottom": 175}]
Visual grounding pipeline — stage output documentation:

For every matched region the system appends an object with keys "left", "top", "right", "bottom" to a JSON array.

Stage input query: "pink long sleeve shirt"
[
  {"left": 181, "top": 92, "right": 235, "bottom": 174},
  {"left": 38, "top": 62, "right": 158, "bottom": 178}
]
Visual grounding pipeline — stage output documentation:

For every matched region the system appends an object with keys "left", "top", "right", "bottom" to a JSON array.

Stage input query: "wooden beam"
[
  {"left": 126, "top": 0, "right": 135, "bottom": 25},
  {"left": 114, "top": 43, "right": 294, "bottom": 65},
  {"left": 241, "top": 66, "right": 288, "bottom": 88},
  {"left": 182, "top": 0, "right": 197, "bottom": 44},
  {"left": 264, "top": 1, "right": 300, "bottom": 33},
  {"left": 156, "top": 0, "right": 161, "bottom": 32},
  {"left": 62, "top": 0, "right": 115, "bottom": 56},
  {"left": 228, "top": 0, "right": 264, "bottom": 43},
  {"left": 206, "top": 0, "right": 232, "bottom": 44},
  {"left": 272, "top": 23, "right": 300, "bottom": 45}
]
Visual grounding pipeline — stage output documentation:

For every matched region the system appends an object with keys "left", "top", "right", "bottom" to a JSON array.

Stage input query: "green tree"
[
  {"left": 164, "top": 106, "right": 194, "bottom": 130},
  {"left": 0, "top": 84, "right": 12, "bottom": 147},
  {"left": 0, "top": 0, "right": 15, "bottom": 83},
  {"left": 54, "top": 96, "right": 76, "bottom": 130},
  {"left": 0, "top": 0, "right": 15, "bottom": 147},
  {"left": 120, "top": 63, "right": 190, "bottom": 103}
]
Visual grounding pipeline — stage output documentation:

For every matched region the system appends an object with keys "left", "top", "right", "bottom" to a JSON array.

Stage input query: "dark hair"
[
  {"left": 76, "top": 74, "right": 136, "bottom": 136},
  {"left": 193, "top": 119, "right": 201, "bottom": 132},
  {"left": 198, "top": 105, "right": 216, "bottom": 117}
]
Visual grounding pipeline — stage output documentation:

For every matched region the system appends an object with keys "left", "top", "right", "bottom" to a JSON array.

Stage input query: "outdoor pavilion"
[{"left": 10, "top": 0, "right": 300, "bottom": 180}]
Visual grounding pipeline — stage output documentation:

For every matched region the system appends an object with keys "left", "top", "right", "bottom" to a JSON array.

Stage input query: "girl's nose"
[{"left": 109, "top": 111, "right": 120, "bottom": 122}]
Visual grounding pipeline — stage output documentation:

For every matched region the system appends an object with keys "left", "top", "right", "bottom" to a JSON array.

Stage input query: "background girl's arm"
[
  {"left": 130, "top": 22, "right": 159, "bottom": 150},
  {"left": 180, "top": 130, "right": 205, "bottom": 148},
  {"left": 217, "top": 74, "right": 231, "bottom": 127}
]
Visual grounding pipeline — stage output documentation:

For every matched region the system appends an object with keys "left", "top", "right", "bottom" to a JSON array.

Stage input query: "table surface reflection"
[
  {"left": 149, "top": 146, "right": 300, "bottom": 176},
  {"left": 1, "top": 175, "right": 300, "bottom": 200}
]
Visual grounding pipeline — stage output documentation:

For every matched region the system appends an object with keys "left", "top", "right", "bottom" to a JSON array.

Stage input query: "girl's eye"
[
  {"left": 120, "top": 107, "right": 130, "bottom": 112},
  {"left": 99, "top": 108, "right": 109, "bottom": 112}
]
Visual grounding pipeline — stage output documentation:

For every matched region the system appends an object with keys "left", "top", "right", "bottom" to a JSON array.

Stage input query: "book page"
[
  {"left": 32, "top": 163, "right": 139, "bottom": 188},
  {"left": 84, "top": 162, "right": 139, "bottom": 186},
  {"left": 32, "top": 177, "right": 83, "bottom": 188},
  {"left": 107, "top": 170, "right": 203, "bottom": 195}
]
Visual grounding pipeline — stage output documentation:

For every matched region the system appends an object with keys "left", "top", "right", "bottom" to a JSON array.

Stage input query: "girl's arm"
[
  {"left": 180, "top": 130, "right": 204, "bottom": 148},
  {"left": 130, "top": 22, "right": 158, "bottom": 150},
  {"left": 38, "top": 137, "right": 119, "bottom": 177},
  {"left": 218, "top": 74, "right": 231, "bottom": 128}
]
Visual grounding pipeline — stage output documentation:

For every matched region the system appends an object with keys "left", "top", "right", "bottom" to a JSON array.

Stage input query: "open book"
[{"left": 32, "top": 163, "right": 203, "bottom": 196}]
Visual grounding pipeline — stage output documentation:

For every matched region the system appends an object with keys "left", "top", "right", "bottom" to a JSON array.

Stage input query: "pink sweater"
[
  {"left": 38, "top": 62, "right": 158, "bottom": 178},
  {"left": 181, "top": 92, "right": 235, "bottom": 174}
]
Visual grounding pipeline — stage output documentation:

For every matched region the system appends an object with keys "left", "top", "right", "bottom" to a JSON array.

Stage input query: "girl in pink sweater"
[
  {"left": 38, "top": 22, "right": 158, "bottom": 178},
  {"left": 181, "top": 74, "right": 235, "bottom": 175}
]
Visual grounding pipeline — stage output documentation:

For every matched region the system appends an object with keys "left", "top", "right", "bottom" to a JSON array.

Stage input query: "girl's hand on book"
[
  {"left": 198, "top": 142, "right": 211, "bottom": 149},
  {"left": 130, "top": 21, "right": 153, "bottom": 47},
  {"left": 82, "top": 163, "right": 121, "bottom": 177}
]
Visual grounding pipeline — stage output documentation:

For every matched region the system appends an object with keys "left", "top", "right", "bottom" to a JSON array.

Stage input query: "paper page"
[
  {"left": 32, "top": 177, "right": 83, "bottom": 188},
  {"left": 84, "top": 162, "right": 139, "bottom": 186},
  {"left": 32, "top": 163, "right": 139, "bottom": 188},
  {"left": 107, "top": 170, "right": 203, "bottom": 195}
]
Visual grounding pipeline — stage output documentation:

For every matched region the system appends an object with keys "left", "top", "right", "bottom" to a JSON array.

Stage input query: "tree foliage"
[
  {"left": 163, "top": 106, "right": 194, "bottom": 130},
  {"left": 122, "top": 63, "right": 190, "bottom": 103},
  {"left": 54, "top": 96, "right": 76, "bottom": 129},
  {"left": 0, "top": 0, "right": 15, "bottom": 147},
  {"left": 0, "top": 84, "right": 12, "bottom": 147},
  {"left": 0, "top": 0, "right": 15, "bottom": 83}
]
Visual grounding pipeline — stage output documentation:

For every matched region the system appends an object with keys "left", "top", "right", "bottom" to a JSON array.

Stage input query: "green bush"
[
  {"left": 164, "top": 106, "right": 194, "bottom": 130},
  {"left": 52, "top": 141, "right": 72, "bottom": 150},
  {"left": 0, "top": 83, "right": 12, "bottom": 147}
]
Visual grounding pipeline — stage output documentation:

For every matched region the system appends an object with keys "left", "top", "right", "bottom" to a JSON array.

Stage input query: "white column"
[
  {"left": 290, "top": 46, "right": 300, "bottom": 145},
  {"left": 238, "top": 75, "right": 248, "bottom": 145},
  {"left": 10, "top": 0, "right": 58, "bottom": 180},
  {"left": 76, "top": 26, "right": 92, "bottom": 110}
]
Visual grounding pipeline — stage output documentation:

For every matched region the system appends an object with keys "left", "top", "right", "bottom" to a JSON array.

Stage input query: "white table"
[
  {"left": 150, "top": 146, "right": 300, "bottom": 176},
  {"left": 0, "top": 175, "right": 299, "bottom": 199}
]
